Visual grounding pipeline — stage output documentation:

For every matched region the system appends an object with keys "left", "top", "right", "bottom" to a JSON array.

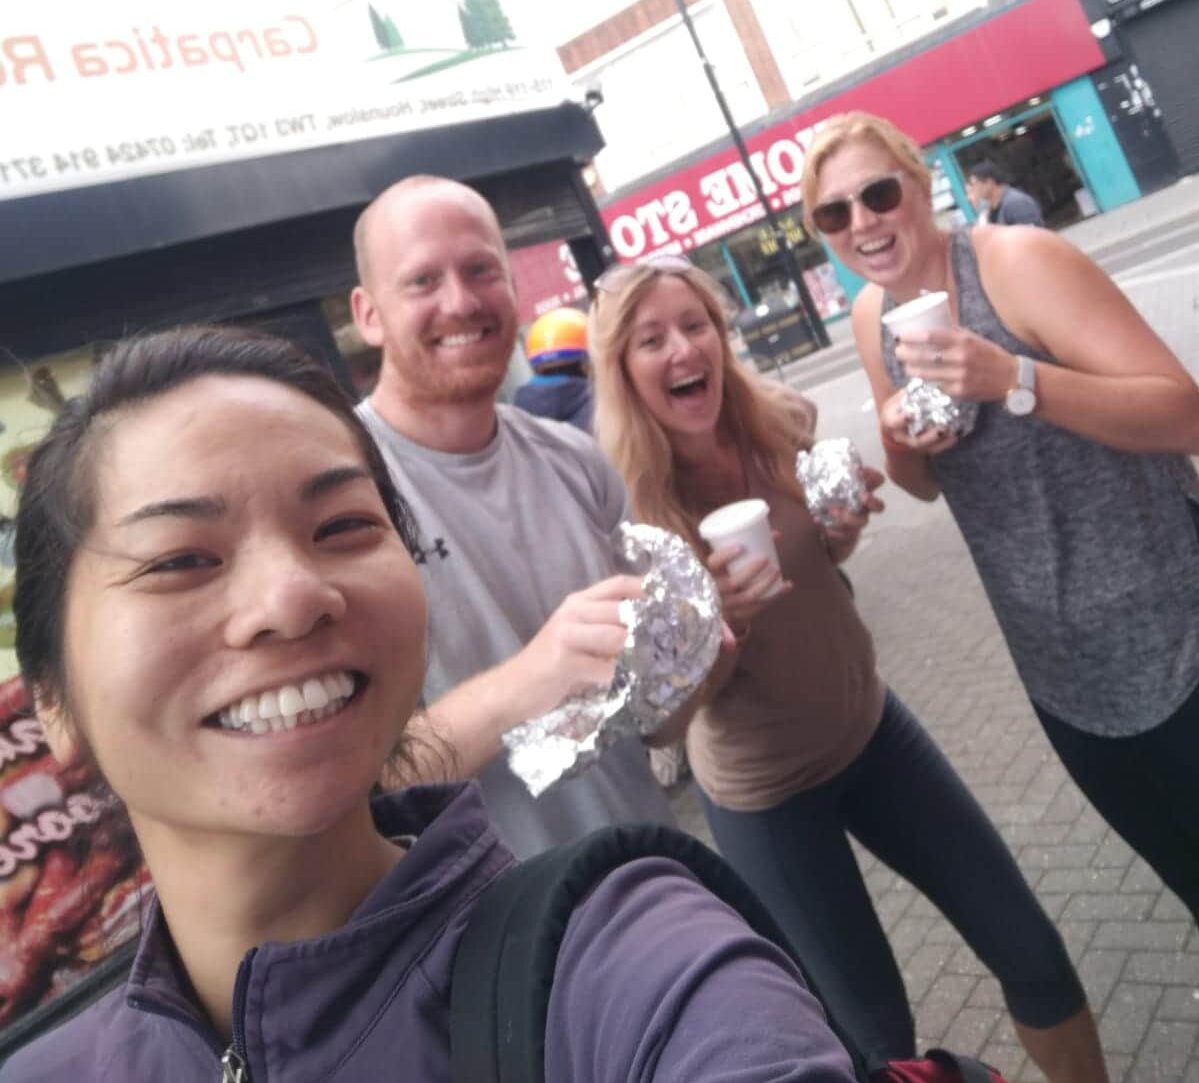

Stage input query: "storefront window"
[
  {"left": 688, "top": 213, "right": 848, "bottom": 373},
  {"left": 949, "top": 105, "right": 1096, "bottom": 230},
  {"left": 0, "top": 345, "right": 149, "bottom": 1058}
]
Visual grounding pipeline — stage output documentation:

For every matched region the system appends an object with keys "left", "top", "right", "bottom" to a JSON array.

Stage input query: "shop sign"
[
  {"left": 0, "top": 0, "right": 565, "bottom": 200},
  {"left": 601, "top": 0, "right": 1104, "bottom": 261},
  {"left": 507, "top": 239, "right": 587, "bottom": 326}
]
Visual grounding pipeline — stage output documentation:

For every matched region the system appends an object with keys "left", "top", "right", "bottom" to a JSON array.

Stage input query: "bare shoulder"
[
  {"left": 850, "top": 284, "right": 885, "bottom": 358},
  {"left": 974, "top": 223, "right": 1090, "bottom": 285},
  {"left": 973, "top": 225, "right": 1105, "bottom": 346}
]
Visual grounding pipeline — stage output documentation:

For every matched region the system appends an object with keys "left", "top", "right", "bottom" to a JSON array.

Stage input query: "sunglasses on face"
[
  {"left": 594, "top": 253, "right": 693, "bottom": 294},
  {"left": 810, "top": 171, "right": 906, "bottom": 234}
]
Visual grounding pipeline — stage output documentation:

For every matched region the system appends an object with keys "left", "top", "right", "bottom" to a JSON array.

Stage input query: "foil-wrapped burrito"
[
  {"left": 901, "top": 378, "right": 978, "bottom": 439},
  {"left": 795, "top": 438, "right": 868, "bottom": 527},
  {"left": 504, "top": 523, "right": 722, "bottom": 797}
]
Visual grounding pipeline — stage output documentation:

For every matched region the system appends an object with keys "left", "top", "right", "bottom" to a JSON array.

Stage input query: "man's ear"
[
  {"left": 33, "top": 688, "right": 83, "bottom": 767},
  {"left": 350, "top": 285, "right": 385, "bottom": 349}
]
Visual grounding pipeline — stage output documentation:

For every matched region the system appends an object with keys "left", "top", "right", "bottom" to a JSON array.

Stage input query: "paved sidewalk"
[{"left": 670, "top": 219, "right": 1199, "bottom": 1080}]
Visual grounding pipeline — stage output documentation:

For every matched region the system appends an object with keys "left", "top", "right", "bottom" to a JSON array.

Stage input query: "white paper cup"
[
  {"left": 697, "top": 498, "right": 785, "bottom": 599},
  {"left": 880, "top": 290, "right": 952, "bottom": 339}
]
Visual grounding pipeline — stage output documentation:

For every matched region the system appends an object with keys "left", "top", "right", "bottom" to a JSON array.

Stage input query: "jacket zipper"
[
  {"left": 220, "top": 1047, "right": 250, "bottom": 1083},
  {"left": 220, "top": 947, "right": 258, "bottom": 1082}
]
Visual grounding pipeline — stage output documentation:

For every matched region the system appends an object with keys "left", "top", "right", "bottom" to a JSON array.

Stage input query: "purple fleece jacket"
[{"left": 1, "top": 784, "right": 855, "bottom": 1082}]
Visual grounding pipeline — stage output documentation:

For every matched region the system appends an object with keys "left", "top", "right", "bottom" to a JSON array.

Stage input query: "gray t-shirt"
[
  {"left": 992, "top": 186, "right": 1044, "bottom": 227},
  {"left": 357, "top": 401, "right": 675, "bottom": 857}
]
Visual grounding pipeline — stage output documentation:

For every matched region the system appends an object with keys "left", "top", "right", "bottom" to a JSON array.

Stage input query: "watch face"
[{"left": 1006, "top": 388, "right": 1037, "bottom": 416}]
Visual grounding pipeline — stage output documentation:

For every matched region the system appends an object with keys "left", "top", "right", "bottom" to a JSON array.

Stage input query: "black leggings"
[
  {"left": 701, "top": 691, "right": 1085, "bottom": 1068},
  {"left": 1035, "top": 676, "right": 1199, "bottom": 920}
]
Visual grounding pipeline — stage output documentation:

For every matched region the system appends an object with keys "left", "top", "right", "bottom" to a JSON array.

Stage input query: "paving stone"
[
  {"left": 1120, "top": 856, "right": 1166, "bottom": 895},
  {"left": 1092, "top": 834, "right": 1136, "bottom": 869},
  {"left": 1129, "top": 1020, "right": 1198, "bottom": 1081},
  {"left": 967, "top": 976, "right": 1006, "bottom": 1010},
  {"left": 1099, "top": 983, "right": 1163, "bottom": 1053},
  {"left": 1076, "top": 950, "right": 1128, "bottom": 1012},
  {"left": 939, "top": 1006, "right": 999, "bottom": 1057},
  {"left": 1016, "top": 843, "right": 1097, "bottom": 872},
  {"left": 1036, "top": 867, "right": 1124, "bottom": 895},
  {"left": 1065, "top": 813, "right": 1110, "bottom": 844},
  {"left": 1058, "top": 920, "right": 1097, "bottom": 963},
  {"left": 1152, "top": 891, "right": 1192, "bottom": 922},
  {"left": 1103, "top": 1053, "right": 1134, "bottom": 1083},
  {"left": 946, "top": 944, "right": 989, "bottom": 978},
  {"left": 904, "top": 942, "right": 954, "bottom": 1002},
  {"left": 1092, "top": 920, "right": 1190, "bottom": 952},
  {"left": 1125, "top": 952, "right": 1199, "bottom": 986},
  {"left": 1062, "top": 892, "right": 1155, "bottom": 923},
  {"left": 889, "top": 915, "right": 937, "bottom": 964},
  {"left": 1157, "top": 985, "right": 1199, "bottom": 1022},
  {"left": 917, "top": 973, "right": 978, "bottom": 1034}
]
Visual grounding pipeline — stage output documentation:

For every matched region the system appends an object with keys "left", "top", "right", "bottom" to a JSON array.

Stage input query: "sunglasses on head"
[
  {"left": 810, "top": 171, "right": 906, "bottom": 234},
  {"left": 594, "top": 253, "right": 693, "bottom": 294}
]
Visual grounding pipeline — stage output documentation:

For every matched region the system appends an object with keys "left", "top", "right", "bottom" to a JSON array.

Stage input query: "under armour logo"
[{"left": 413, "top": 537, "right": 451, "bottom": 565}]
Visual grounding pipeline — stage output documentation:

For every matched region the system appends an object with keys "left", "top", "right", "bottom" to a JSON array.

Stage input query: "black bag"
[{"left": 449, "top": 823, "right": 997, "bottom": 1083}]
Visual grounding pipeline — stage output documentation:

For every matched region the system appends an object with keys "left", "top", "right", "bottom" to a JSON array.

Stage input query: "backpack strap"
[{"left": 449, "top": 822, "right": 869, "bottom": 1083}]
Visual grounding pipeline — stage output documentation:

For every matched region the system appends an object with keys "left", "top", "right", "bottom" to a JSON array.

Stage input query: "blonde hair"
[
  {"left": 590, "top": 264, "right": 806, "bottom": 549},
  {"left": 800, "top": 112, "right": 932, "bottom": 234}
]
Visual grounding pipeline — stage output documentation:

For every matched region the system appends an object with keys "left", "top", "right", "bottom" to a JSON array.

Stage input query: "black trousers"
[
  {"left": 701, "top": 691, "right": 1085, "bottom": 1068},
  {"left": 1035, "top": 676, "right": 1199, "bottom": 921}
]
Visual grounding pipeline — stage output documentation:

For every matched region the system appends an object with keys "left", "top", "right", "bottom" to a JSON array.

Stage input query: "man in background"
[
  {"left": 966, "top": 160, "right": 1044, "bottom": 226},
  {"left": 514, "top": 306, "right": 594, "bottom": 433}
]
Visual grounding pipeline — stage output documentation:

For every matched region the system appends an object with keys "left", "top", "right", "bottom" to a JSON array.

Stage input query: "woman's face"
[
  {"left": 51, "top": 375, "right": 427, "bottom": 843},
  {"left": 623, "top": 275, "right": 726, "bottom": 449},
  {"left": 812, "top": 138, "right": 930, "bottom": 289}
]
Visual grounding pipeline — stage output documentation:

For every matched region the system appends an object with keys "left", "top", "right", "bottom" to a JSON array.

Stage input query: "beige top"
[{"left": 686, "top": 467, "right": 886, "bottom": 812}]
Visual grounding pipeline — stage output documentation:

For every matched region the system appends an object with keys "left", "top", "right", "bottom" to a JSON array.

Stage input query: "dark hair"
[
  {"left": 14, "top": 324, "right": 418, "bottom": 707},
  {"left": 967, "top": 159, "right": 1007, "bottom": 185}
]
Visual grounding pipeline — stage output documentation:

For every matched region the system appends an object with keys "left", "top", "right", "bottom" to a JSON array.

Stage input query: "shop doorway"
[{"left": 953, "top": 109, "right": 1094, "bottom": 229}]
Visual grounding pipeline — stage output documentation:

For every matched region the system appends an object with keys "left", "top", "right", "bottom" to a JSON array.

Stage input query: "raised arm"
[
  {"left": 899, "top": 227, "right": 1199, "bottom": 455},
  {"left": 548, "top": 856, "right": 858, "bottom": 1082},
  {"left": 394, "top": 575, "right": 643, "bottom": 784}
]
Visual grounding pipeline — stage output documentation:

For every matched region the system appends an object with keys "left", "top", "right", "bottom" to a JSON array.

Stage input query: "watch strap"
[{"left": 1015, "top": 354, "right": 1036, "bottom": 392}]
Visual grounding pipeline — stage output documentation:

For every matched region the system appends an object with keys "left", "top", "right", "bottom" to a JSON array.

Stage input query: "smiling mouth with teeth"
[
  {"left": 668, "top": 375, "right": 708, "bottom": 398},
  {"left": 438, "top": 329, "right": 491, "bottom": 348},
  {"left": 858, "top": 237, "right": 896, "bottom": 255},
  {"left": 210, "top": 670, "right": 361, "bottom": 736}
]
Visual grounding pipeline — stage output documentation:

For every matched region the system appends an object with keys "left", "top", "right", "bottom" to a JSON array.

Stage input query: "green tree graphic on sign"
[
  {"left": 369, "top": 3, "right": 405, "bottom": 50},
  {"left": 459, "top": 0, "right": 515, "bottom": 48}
]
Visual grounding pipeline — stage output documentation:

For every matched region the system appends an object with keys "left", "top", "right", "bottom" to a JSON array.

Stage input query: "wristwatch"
[{"left": 1005, "top": 354, "right": 1037, "bottom": 416}]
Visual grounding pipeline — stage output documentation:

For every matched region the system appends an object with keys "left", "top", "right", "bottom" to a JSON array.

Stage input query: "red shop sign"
[
  {"left": 508, "top": 239, "right": 588, "bottom": 326},
  {"left": 600, "top": 0, "right": 1104, "bottom": 260}
]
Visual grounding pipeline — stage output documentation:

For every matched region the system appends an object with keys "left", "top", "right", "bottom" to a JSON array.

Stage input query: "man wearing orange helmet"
[{"left": 515, "top": 306, "right": 594, "bottom": 432}]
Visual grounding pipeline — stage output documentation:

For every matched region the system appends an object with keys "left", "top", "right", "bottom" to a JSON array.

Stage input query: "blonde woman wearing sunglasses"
[
  {"left": 802, "top": 112, "right": 1199, "bottom": 922},
  {"left": 589, "top": 258, "right": 1107, "bottom": 1080}
]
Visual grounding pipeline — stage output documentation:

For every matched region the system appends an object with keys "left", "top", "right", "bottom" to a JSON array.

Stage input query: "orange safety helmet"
[{"left": 525, "top": 307, "right": 589, "bottom": 370}]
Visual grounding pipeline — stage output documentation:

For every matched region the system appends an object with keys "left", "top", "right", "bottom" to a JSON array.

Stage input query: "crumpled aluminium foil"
[
  {"left": 796, "top": 438, "right": 868, "bottom": 528},
  {"left": 504, "top": 523, "right": 723, "bottom": 798},
  {"left": 901, "top": 378, "right": 979, "bottom": 439}
]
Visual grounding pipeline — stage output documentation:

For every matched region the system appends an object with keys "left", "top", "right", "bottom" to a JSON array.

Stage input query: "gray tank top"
[{"left": 880, "top": 230, "right": 1199, "bottom": 735}]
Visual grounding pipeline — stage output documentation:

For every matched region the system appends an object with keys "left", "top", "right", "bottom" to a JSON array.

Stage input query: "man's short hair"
[{"left": 967, "top": 160, "right": 1007, "bottom": 185}]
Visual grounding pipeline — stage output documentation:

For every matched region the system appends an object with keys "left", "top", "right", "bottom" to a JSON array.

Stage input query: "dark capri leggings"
[{"left": 701, "top": 690, "right": 1085, "bottom": 1069}]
